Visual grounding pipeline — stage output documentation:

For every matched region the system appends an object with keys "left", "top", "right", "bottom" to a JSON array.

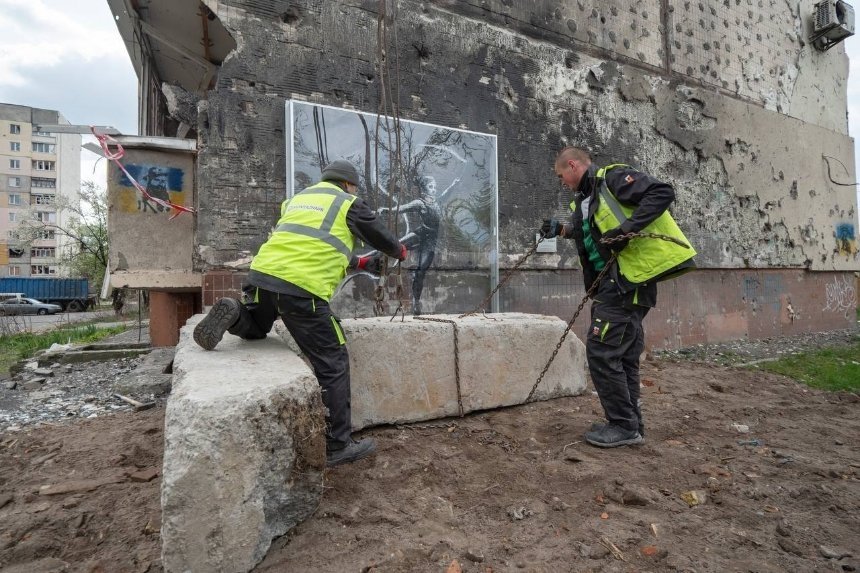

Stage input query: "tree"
[{"left": 14, "top": 180, "right": 109, "bottom": 294}]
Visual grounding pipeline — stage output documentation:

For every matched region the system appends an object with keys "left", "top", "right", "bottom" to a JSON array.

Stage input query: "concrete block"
[
  {"left": 162, "top": 323, "right": 326, "bottom": 573},
  {"left": 279, "top": 313, "right": 588, "bottom": 429}
]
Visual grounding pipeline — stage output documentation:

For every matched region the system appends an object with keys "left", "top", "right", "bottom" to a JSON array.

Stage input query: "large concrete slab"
[
  {"left": 162, "top": 323, "right": 325, "bottom": 573},
  {"left": 277, "top": 312, "right": 588, "bottom": 430}
]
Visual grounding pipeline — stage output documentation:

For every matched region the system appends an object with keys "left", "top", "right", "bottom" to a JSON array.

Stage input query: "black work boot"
[
  {"left": 590, "top": 420, "right": 645, "bottom": 438},
  {"left": 193, "top": 298, "right": 241, "bottom": 351},
  {"left": 326, "top": 438, "right": 377, "bottom": 467},
  {"left": 585, "top": 423, "right": 643, "bottom": 448}
]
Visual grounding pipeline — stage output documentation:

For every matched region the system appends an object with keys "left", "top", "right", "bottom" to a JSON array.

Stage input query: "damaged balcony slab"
[{"left": 162, "top": 324, "right": 325, "bottom": 573}]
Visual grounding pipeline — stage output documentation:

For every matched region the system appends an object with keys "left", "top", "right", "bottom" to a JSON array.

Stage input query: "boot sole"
[
  {"left": 326, "top": 441, "right": 377, "bottom": 467},
  {"left": 193, "top": 299, "right": 240, "bottom": 351},
  {"left": 585, "top": 434, "right": 644, "bottom": 448}
]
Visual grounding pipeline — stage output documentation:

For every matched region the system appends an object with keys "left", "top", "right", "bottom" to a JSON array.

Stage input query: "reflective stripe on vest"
[
  {"left": 250, "top": 182, "right": 356, "bottom": 300},
  {"left": 590, "top": 165, "right": 696, "bottom": 284}
]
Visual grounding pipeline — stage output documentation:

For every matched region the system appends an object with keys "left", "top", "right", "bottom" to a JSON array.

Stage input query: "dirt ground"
[{"left": 1, "top": 335, "right": 859, "bottom": 572}]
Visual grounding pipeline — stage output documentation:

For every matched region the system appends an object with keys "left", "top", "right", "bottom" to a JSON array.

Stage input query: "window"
[
  {"left": 10, "top": 141, "right": 20, "bottom": 152},
  {"left": 10, "top": 124, "right": 20, "bottom": 134},
  {"left": 7, "top": 230, "right": 18, "bottom": 240},
  {"left": 34, "top": 211, "right": 57, "bottom": 223},
  {"left": 8, "top": 177, "right": 21, "bottom": 188},
  {"left": 9, "top": 159, "right": 20, "bottom": 169},
  {"left": 31, "top": 265, "right": 56, "bottom": 275},
  {"left": 8, "top": 193, "right": 21, "bottom": 205},
  {"left": 32, "top": 247, "right": 55, "bottom": 258},
  {"left": 31, "top": 142, "right": 55, "bottom": 153},
  {"left": 31, "top": 178, "right": 56, "bottom": 188},
  {"left": 32, "top": 160, "right": 55, "bottom": 171},
  {"left": 33, "top": 130, "right": 51, "bottom": 136},
  {"left": 8, "top": 266, "right": 21, "bottom": 276},
  {"left": 8, "top": 212, "right": 17, "bottom": 223},
  {"left": 32, "top": 194, "right": 53, "bottom": 205},
  {"left": 8, "top": 248, "right": 25, "bottom": 258},
  {"left": 37, "top": 229, "right": 55, "bottom": 240}
]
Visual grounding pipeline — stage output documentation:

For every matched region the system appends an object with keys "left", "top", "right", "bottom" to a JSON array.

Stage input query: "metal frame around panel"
[{"left": 283, "top": 99, "right": 500, "bottom": 312}]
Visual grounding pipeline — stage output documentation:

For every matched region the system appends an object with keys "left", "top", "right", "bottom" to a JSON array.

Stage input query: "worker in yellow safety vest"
[
  {"left": 540, "top": 146, "right": 695, "bottom": 448},
  {"left": 194, "top": 159, "right": 406, "bottom": 467}
]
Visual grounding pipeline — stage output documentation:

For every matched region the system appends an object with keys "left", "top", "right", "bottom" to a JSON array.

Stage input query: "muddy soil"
[{"left": 1, "top": 335, "right": 858, "bottom": 573}]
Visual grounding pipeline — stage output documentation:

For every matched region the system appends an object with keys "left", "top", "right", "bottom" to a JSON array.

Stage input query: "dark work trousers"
[
  {"left": 586, "top": 277, "right": 652, "bottom": 433},
  {"left": 227, "top": 285, "right": 353, "bottom": 450}
]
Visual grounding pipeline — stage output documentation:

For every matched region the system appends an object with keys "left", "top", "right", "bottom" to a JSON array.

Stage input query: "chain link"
[
  {"left": 459, "top": 237, "right": 547, "bottom": 318},
  {"left": 413, "top": 315, "right": 464, "bottom": 417}
]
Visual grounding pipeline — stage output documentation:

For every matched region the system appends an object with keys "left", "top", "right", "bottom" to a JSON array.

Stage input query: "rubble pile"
[{"left": 0, "top": 355, "right": 157, "bottom": 432}]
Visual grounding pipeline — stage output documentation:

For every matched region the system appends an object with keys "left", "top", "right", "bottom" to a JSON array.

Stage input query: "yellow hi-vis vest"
[
  {"left": 250, "top": 181, "right": 357, "bottom": 300},
  {"left": 572, "top": 164, "right": 696, "bottom": 284}
]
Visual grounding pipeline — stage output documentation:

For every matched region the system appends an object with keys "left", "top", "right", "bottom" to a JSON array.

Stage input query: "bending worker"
[
  {"left": 541, "top": 146, "right": 695, "bottom": 448},
  {"left": 194, "top": 159, "right": 406, "bottom": 467}
]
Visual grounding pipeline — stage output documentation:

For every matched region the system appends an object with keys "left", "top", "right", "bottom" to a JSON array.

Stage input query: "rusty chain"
[
  {"left": 525, "top": 230, "right": 692, "bottom": 401},
  {"left": 458, "top": 237, "right": 548, "bottom": 318},
  {"left": 413, "top": 315, "right": 464, "bottom": 417}
]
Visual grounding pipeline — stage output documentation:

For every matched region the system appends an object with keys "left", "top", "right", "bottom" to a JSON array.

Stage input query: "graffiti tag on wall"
[
  {"left": 821, "top": 275, "right": 857, "bottom": 317},
  {"left": 116, "top": 164, "right": 186, "bottom": 214}
]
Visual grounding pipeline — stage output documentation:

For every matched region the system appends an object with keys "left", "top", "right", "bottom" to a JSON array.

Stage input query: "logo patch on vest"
[
  {"left": 624, "top": 174, "right": 635, "bottom": 184},
  {"left": 592, "top": 325, "right": 600, "bottom": 336}
]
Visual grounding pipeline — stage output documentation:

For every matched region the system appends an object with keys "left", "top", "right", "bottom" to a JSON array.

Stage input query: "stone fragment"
[
  {"left": 39, "top": 476, "right": 126, "bottom": 496},
  {"left": 819, "top": 545, "right": 852, "bottom": 559},
  {"left": 129, "top": 467, "right": 160, "bottom": 482},
  {"left": 0, "top": 493, "right": 12, "bottom": 509},
  {"left": 0, "top": 557, "right": 70, "bottom": 573},
  {"left": 778, "top": 537, "right": 805, "bottom": 556},
  {"left": 32, "top": 368, "right": 54, "bottom": 377},
  {"left": 163, "top": 327, "right": 325, "bottom": 573},
  {"left": 3, "top": 380, "right": 16, "bottom": 390}
]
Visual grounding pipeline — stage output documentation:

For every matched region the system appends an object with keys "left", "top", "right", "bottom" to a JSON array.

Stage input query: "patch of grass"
[
  {"left": 755, "top": 339, "right": 860, "bottom": 392},
  {"left": 0, "top": 324, "right": 128, "bottom": 374}
]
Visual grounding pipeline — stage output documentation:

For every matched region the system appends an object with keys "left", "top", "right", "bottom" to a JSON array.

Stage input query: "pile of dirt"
[{"left": 1, "top": 334, "right": 858, "bottom": 572}]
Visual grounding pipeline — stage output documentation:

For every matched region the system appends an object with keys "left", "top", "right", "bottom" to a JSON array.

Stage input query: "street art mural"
[
  {"left": 285, "top": 101, "right": 499, "bottom": 315},
  {"left": 835, "top": 223, "right": 858, "bottom": 258},
  {"left": 114, "top": 164, "right": 188, "bottom": 214}
]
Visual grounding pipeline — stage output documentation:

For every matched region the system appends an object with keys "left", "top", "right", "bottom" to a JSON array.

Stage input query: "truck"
[{"left": 0, "top": 278, "right": 94, "bottom": 312}]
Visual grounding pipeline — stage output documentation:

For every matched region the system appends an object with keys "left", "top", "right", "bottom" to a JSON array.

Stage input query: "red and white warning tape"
[{"left": 91, "top": 127, "right": 195, "bottom": 219}]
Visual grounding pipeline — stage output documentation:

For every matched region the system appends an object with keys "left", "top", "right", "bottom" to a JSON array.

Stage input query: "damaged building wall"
[{"left": 146, "top": 0, "right": 855, "bottom": 346}]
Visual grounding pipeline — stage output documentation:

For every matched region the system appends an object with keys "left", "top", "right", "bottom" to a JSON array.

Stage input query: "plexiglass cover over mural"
[{"left": 285, "top": 101, "right": 499, "bottom": 315}]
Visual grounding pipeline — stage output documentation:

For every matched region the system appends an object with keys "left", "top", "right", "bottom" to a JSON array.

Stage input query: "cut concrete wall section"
[
  {"left": 162, "top": 313, "right": 586, "bottom": 571},
  {"left": 162, "top": 327, "right": 326, "bottom": 573}
]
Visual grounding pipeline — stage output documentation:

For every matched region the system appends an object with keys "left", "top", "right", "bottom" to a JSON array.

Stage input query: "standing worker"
[
  {"left": 194, "top": 159, "right": 407, "bottom": 466},
  {"left": 541, "top": 146, "right": 695, "bottom": 448}
]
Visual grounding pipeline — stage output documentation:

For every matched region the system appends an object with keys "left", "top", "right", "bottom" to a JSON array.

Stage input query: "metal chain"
[
  {"left": 525, "top": 230, "right": 691, "bottom": 401},
  {"left": 413, "top": 315, "right": 464, "bottom": 417},
  {"left": 525, "top": 253, "right": 616, "bottom": 402},
  {"left": 459, "top": 237, "right": 547, "bottom": 318}
]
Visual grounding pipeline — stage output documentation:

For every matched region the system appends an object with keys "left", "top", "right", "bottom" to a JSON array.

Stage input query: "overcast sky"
[{"left": 0, "top": 0, "right": 857, "bottom": 212}]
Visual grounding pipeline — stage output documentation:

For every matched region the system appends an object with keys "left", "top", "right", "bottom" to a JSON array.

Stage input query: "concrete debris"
[{"left": 0, "top": 346, "right": 175, "bottom": 432}]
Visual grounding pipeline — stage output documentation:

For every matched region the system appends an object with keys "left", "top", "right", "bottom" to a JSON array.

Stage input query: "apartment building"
[{"left": 0, "top": 103, "right": 81, "bottom": 277}]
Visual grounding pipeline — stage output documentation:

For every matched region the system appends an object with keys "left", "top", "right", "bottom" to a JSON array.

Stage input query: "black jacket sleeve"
[
  {"left": 346, "top": 197, "right": 403, "bottom": 259},
  {"left": 603, "top": 166, "right": 675, "bottom": 233}
]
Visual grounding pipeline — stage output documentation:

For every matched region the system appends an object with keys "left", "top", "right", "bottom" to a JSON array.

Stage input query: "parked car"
[{"left": 0, "top": 297, "right": 64, "bottom": 316}]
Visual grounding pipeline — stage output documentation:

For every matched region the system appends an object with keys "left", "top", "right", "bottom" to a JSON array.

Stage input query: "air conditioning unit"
[{"left": 811, "top": 0, "right": 855, "bottom": 51}]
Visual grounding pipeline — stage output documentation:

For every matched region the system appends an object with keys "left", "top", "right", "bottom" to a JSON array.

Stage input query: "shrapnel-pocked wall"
[{"left": 116, "top": 0, "right": 858, "bottom": 346}]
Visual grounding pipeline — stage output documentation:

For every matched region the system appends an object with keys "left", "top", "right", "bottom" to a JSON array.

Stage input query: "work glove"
[
  {"left": 540, "top": 218, "right": 563, "bottom": 239},
  {"left": 357, "top": 252, "right": 384, "bottom": 274},
  {"left": 601, "top": 225, "right": 632, "bottom": 251},
  {"left": 397, "top": 243, "right": 408, "bottom": 261}
]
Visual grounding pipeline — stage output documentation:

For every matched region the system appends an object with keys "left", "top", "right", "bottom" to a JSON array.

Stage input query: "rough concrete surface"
[
  {"left": 332, "top": 313, "right": 588, "bottom": 430},
  {"left": 162, "top": 321, "right": 325, "bottom": 573}
]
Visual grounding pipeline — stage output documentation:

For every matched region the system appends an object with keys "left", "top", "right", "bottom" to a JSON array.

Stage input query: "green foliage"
[
  {"left": 14, "top": 180, "right": 108, "bottom": 293},
  {"left": 754, "top": 338, "right": 860, "bottom": 392},
  {"left": 0, "top": 324, "right": 126, "bottom": 374}
]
